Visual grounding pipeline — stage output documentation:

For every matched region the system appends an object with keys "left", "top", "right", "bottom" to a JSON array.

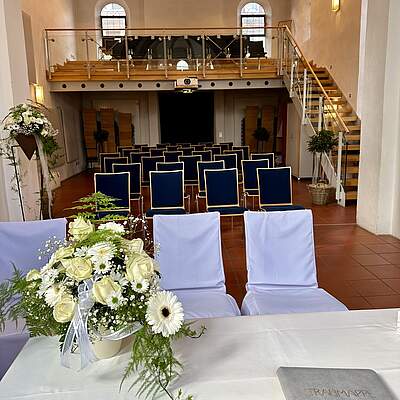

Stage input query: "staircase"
[
  {"left": 308, "top": 66, "right": 361, "bottom": 202},
  {"left": 280, "top": 28, "right": 361, "bottom": 204}
]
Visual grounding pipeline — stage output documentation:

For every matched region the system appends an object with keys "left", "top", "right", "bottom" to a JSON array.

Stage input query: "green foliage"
[
  {"left": 253, "top": 127, "right": 270, "bottom": 142},
  {"left": 68, "top": 192, "right": 128, "bottom": 221},
  {"left": 307, "top": 129, "right": 338, "bottom": 154},
  {"left": 122, "top": 323, "right": 206, "bottom": 400}
]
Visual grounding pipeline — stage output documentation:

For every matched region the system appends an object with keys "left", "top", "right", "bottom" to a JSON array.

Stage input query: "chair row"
[
  {"left": 94, "top": 166, "right": 304, "bottom": 219},
  {"left": 153, "top": 210, "right": 348, "bottom": 320}
]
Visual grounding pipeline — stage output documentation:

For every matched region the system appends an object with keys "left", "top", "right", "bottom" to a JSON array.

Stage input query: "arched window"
[
  {"left": 240, "top": 2, "right": 266, "bottom": 50},
  {"left": 101, "top": 3, "right": 127, "bottom": 38}
]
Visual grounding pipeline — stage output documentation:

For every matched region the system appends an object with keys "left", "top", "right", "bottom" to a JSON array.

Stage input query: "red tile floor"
[{"left": 53, "top": 171, "right": 400, "bottom": 310}]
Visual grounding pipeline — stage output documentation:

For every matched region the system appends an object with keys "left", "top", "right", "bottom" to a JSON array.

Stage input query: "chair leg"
[{"left": 195, "top": 194, "right": 199, "bottom": 213}]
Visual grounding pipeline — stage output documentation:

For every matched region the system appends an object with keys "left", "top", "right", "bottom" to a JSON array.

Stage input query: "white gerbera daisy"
[
  {"left": 105, "top": 290, "right": 124, "bottom": 309},
  {"left": 145, "top": 291, "right": 184, "bottom": 337},
  {"left": 88, "top": 242, "right": 115, "bottom": 267},
  {"left": 44, "top": 284, "right": 67, "bottom": 307},
  {"left": 98, "top": 222, "right": 125, "bottom": 235},
  {"left": 93, "top": 260, "right": 112, "bottom": 275},
  {"left": 132, "top": 279, "right": 149, "bottom": 293}
]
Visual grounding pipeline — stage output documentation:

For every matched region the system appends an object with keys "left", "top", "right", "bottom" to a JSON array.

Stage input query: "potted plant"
[
  {"left": 253, "top": 126, "right": 270, "bottom": 152},
  {"left": 307, "top": 129, "right": 338, "bottom": 205}
]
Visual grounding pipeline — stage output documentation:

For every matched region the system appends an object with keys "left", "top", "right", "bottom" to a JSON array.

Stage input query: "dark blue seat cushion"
[
  {"left": 145, "top": 208, "right": 187, "bottom": 218},
  {"left": 261, "top": 205, "right": 305, "bottom": 212},
  {"left": 207, "top": 206, "right": 248, "bottom": 215}
]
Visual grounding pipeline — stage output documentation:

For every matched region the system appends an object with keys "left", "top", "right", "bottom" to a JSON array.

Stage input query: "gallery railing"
[{"left": 44, "top": 26, "right": 283, "bottom": 79}]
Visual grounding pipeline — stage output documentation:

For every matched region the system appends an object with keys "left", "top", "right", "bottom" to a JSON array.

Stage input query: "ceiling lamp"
[{"left": 332, "top": 0, "right": 340, "bottom": 12}]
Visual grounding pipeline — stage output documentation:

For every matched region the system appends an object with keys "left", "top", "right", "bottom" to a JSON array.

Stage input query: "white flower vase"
[{"left": 93, "top": 338, "right": 122, "bottom": 359}]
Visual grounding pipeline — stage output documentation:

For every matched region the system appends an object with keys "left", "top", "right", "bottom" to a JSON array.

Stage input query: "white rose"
[
  {"left": 123, "top": 238, "right": 144, "bottom": 255},
  {"left": 126, "top": 254, "right": 155, "bottom": 282},
  {"left": 63, "top": 258, "right": 93, "bottom": 281},
  {"left": 68, "top": 217, "right": 94, "bottom": 241},
  {"left": 26, "top": 269, "right": 41, "bottom": 281},
  {"left": 92, "top": 277, "right": 121, "bottom": 305},
  {"left": 53, "top": 294, "right": 76, "bottom": 323}
]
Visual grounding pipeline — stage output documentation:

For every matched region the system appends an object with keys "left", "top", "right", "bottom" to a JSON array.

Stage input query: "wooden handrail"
[
  {"left": 44, "top": 26, "right": 282, "bottom": 32},
  {"left": 283, "top": 26, "right": 349, "bottom": 134}
]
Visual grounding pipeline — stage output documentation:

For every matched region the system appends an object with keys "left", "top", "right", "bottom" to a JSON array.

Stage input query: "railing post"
[
  {"left": 336, "top": 131, "right": 343, "bottom": 201},
  {"left": 125, "top": 31, "right": 130, "bottom": 79},
  {"left": 318, "top": 96, "right": 323, "bottom": 132},
  {"left": 45, "top": 30, "right": 52, "bottom": 80},
  {"left": 239, "top": 29, "right": 243, "bottom": 78},
  {"left": 290, "top": 60, "right": 295, "bottom": 96},
  {"left": 85, "top": 31, "right": 91, "bottom": 80},
  {"left": 202, "top": 34, "right": 206, "bottom": 78},
  {"left": 163, "top": 35, "right": 168, "bottom": 79},
  {"left": 302, "top": 68, "right": 307, "bottom": 124}
]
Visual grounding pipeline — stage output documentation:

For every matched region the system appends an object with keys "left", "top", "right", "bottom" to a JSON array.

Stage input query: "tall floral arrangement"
[
  {"left": 1, "top": 102, "right": 59, "bottom": 217},
  {"left": 0, "top": 217, "right": 204, "bottom": 399}
]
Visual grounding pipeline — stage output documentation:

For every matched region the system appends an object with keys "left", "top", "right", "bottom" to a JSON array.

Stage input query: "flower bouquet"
[{"left": 0, "top": 217, "right": 204, "bottom": 399}]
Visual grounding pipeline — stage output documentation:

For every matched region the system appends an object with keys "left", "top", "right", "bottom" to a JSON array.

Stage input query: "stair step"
[
  {"left": 345, "top": 191, "right": 358, "bottom": 200},
  {"left": 345, "top": 179, "right": 359, "bottom": 186},
  {"left": 347, "top": 125, "right": 361, "bottom": 131},
  {"left": 346, "top": 134, "right": 361, "bottom": 141},
  {"left": 346, "top": 144, "right": 360, "bottom": 151},
  {"left": 344, "top": 166, "right": 359, "bottom": 173},
  {"left": 333, "top": 154, "right": 359, "bottom": 161},
  {"left": 312, "top": 86, "right": 338, "bottom": 91}
]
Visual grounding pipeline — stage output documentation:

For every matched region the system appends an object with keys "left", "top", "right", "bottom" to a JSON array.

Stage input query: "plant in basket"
[
  {"left": 307, "top": 129, "right": 338, "bottom": 205},
  {"left": 0, "top": 193, "right": 205, "bottom": 400}
]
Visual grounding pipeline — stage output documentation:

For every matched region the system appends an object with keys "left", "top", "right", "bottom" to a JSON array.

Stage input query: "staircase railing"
[{"left": 278, "top": 26, "right": 350, "bottom": 205}]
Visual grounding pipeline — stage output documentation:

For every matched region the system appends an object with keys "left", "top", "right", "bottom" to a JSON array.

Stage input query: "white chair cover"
[
  {"left": 153, "top": 213, "right": 240, "bottom": 319},
  {"left": 242, "top": 210, "right": 347, "bottom": 315},
  {"left": 244, "top": 210, "right": 317, "bottom": 291},
  {"left": 153, "top": 212, "right": 225, "bottom": 291},
  {"left": 0, "top": 218, "right": 67, "bottom": 282},
  {"left": 0, "top": 218, "right": 67, "bottom": 380}
]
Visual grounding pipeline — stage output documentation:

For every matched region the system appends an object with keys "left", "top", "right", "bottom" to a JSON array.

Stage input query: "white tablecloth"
[{"left": 1, "top": 309, "right": 400, "bottom": 399}]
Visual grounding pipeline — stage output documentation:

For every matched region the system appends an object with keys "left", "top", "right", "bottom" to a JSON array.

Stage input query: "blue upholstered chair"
[
  {"left": 163, "top": 150, "right": 183, "bottom": 162},
  {"left": 94, "top": 172, "right": 131, "bottom": 218},
  {"left": 224, "top": 149, "right": 244, "bottom": 170},
  {"left": 130, "top": 151, "right": 150, "bottom": 164},
  {"left": 179, "top": 155, "right": 202, "bottom": 186},
  {"left": 199, "top": 142, "right": 214, "bottom": 147},
  {"left": 142, "top": 156, "right": 165, "bottom": 185},
  {"left": 205, "top": 146, "right": 221, "bottom": 156},
  {"left": 192, "top": 144, "right": 205, "bottom": 151},
  {"left": 156, "top": 161, "right": 184, "bottom": 171},
  {"left": 177, "top": 143, "right": 191, "bottom": 147},
  {"left": 257, "top": 167, "right": 305, "bottom": 212},
  {"left": 204, "top": 168, "right": 248, "bottom": 217},
  {"left": 233, "top": 145, "right": 250, "bottom": 160},
  {"left": 214, "top": 153, "right": 237, "bottom": 169},
  {"left": 140, "top": 146, "right": 150, "bottom": 152},
  {"left": 242, "top": 159, "right": 270, "bottom": 208},
  {"left": 192, "top": 150, "right": 212, "bottom": 162},
  {"left": 122, "top": 148, "right": 140, "bottom": 158},
  {"left": 251, "top": 152, "right": 275, "bottom": 167},
  {"left": 117, "top": 146, "right": 133, "bottom": 155},
  {"left": 150, "top": 148, "right": 165, "bottom": 157},
  {"left": 104, "top": 156, "right": 128, "bottom": 173},
  {"left": 213, "top": 143, "right": 230, "bottom": 152},
  {"left": 166, "top": 145, "right": 179, "bottom": 151},
  {"left": 99, "top": 152, "right": 119, "bottom": 172},
  {"left": 146, "top": 170, "right": 187, "bottom": 218},
  {"left": 180, "top": 147, "right": 194, "bottom": 156},
  {"left": 157, "top": 143, "right": 170, "bottom": 148},
  {"left": 113, "top": 163, "right": 143, "bottom": 215},
  {"left": 220, "top": 142, "right": 233, "bottom": 150},
  {"left": 195, "top": 160, "right": 225, "bottom": 212},
  {"left": 132, "top": 144, "right": 143, "bottom": 149}
]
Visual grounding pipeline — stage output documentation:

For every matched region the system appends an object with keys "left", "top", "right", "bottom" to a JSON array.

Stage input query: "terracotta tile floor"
[{"left": 53, "top": 171, "right": 400, "bottom": 311}]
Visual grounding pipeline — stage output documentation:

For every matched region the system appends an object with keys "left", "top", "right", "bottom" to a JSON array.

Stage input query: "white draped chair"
[
  {"left": 0, "top": 218, "right": 67, "bottom": 380},
  {"left": 241, "top": 210, "right": 348, "bottom": 315},
  {"left": 153, "top": 212, "right": 240, "bottom": 319}
]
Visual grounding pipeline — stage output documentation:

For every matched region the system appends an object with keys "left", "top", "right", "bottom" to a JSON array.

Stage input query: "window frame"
[
  {"left": 240, "top": 3, "right": 266, "bottom": 42},
  {"left": 100, "top": 3, "right": 127, "bottom": 40}
]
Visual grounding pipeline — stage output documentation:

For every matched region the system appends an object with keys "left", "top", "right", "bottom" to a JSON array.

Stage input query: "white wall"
[
  {"left": 357, "top": 0, "right": 400, "bottom": 238},
  {"left": 290, "top": 0, "right": 362, "bottom": 112}
]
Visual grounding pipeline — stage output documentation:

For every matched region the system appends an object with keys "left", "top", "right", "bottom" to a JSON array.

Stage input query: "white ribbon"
[
  {"left": 61, "top": 279, "right": 142, "bottom": 370},
  {"left": 34, "top": 134, "right": 52, "bottom": 219}
]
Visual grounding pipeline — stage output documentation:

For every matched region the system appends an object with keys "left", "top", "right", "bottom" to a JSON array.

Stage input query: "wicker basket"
[{"left": 308, "top": 184, "right": 331, "bottom": 205}]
